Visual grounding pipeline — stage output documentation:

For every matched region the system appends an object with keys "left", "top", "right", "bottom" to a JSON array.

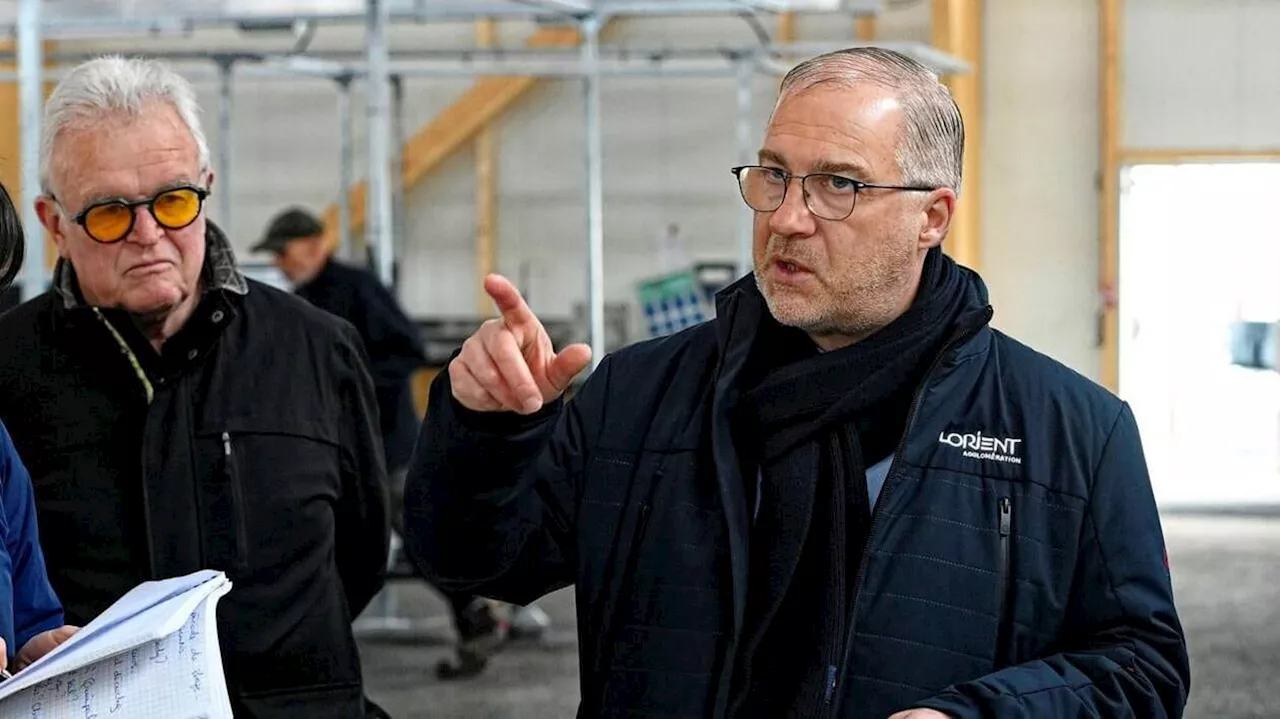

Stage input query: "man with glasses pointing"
[
  {"left": 0, "top": 57, "right": 390, "bottom": 718},
  {"left": 405, "top": 47, "right": 1189, "bottom": 718}
]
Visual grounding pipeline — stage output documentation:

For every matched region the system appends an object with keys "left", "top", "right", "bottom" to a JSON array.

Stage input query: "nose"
[
  {"left": 768, "top": 177, "right": 817, "bottom": 238},
  {"left": 126, "top": 205, "right": 164, "bottom": 246}
]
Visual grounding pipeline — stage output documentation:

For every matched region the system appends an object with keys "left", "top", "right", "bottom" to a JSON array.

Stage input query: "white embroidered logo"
[{"left": 938, "top": 431, "right": 1023, "bottom": 465}]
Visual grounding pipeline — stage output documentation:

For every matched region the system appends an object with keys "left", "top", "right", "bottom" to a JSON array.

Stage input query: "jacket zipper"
[
  {"left": 995, "top": 496, "right": 1013, "bottom": 666},
  {"left": 222, "top": 432, "right": 250, "bottom": 573},
  {"left": 825, "top": 315, "right": 989, "bottom": 715}
]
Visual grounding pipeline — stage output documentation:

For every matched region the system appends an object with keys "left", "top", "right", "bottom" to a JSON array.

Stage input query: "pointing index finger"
[{"left": 485, "top": 273, "right": 538, "bottom": 331}]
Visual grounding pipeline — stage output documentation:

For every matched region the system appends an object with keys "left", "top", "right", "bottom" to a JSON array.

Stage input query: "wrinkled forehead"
[
  {"left": 48, "top": 104, "right": 202, "bottom": 204},
  {"left": 763, "top": 83, "right": 905, "bottom": 175}
]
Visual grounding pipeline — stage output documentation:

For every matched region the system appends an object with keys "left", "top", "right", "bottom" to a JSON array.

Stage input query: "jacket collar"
[{"left": 52, "top": 220, "right": 249, "bottom": 310}]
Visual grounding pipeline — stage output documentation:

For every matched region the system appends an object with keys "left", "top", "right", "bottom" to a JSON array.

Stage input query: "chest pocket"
[{"left": 195, "top": 418, "right": 342, "bottom": 579}]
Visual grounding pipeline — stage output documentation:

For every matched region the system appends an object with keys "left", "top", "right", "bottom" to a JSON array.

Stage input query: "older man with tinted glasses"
[
  {"left": 0, "top": 56, "right": 390, "bottom": 719},
  {"left": 404, "top": 47, "right": 1189, "bottom": 718}
]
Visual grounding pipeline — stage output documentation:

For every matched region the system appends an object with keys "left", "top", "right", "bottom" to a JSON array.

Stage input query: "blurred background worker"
[
  {"left": 254, "top": 208, "right": 551, "bottom": 678},
  {"left": 255, "top": 208, "right": 425, "bottom": 487}
]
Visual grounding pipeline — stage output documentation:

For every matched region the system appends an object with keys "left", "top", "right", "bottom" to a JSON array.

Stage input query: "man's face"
[
  {"left": 38, "top": 102, "right": 208, "bottom": 318},
  {"left": 752, "top": 83, "right": 952, "bottom": 347},
  {"left": 271, "top": 236, "right": 325, "bottom": 284}
]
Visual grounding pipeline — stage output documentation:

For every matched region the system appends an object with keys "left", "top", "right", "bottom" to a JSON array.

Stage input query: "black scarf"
[{"left": 727, "top": 248, "right": 984, "bottom": 717}]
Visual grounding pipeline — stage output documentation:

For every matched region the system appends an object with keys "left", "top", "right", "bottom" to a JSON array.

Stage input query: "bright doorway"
[{"left": 1119, "top": 162, "right": 1280, "bottom": 508}]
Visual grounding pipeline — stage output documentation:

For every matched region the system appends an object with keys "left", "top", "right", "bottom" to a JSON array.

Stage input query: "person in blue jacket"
[
  {"left": 0, "top": 180, "right": 77, "bottom": 675},
  {"left": 404, "top": 47, "right": 1190, "bottom": 718}
]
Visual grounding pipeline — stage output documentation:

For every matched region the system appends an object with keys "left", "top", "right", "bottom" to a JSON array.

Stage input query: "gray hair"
[
  {"left": 777, "top": 47, "right": 964, "bottom": 194},
  {"left": 40, "top": 56, "right": 209, "bottom": 195}
]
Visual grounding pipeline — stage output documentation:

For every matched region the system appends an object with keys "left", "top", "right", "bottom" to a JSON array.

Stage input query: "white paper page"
[
  {"left": 0, "top": 571, "right": 229, "bottom": 699},
  {"left": 0, "top": 585, "right": 234, "bottom": 719}
]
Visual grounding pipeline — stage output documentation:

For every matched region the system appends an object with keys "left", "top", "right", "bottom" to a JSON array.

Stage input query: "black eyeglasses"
[
  {"left": 731, "top": 165, "right": 937, "bottom": 221},
  {"left": 59, "top": 185, "right": 210, "bottom": 244}
]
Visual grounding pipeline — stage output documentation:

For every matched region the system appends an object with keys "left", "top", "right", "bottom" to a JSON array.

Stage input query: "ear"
[
  {"left": 34, "top": 196, "right": 69, "bottom": 259},
  {"left": 918, "top": 187, "right": 957, "bottom": 250},
  {"left": 204, "top": 169, "right": 216, "bottom": 193}
]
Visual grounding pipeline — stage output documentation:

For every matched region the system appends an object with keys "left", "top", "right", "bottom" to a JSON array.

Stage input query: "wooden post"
[
  {"left": 1099, "top": 0, "right": 1122, "bottom": 392},
  {"left": 0, "top": 41, "right": 57, "bottom": 271},
  {"left": 777, "top": 11, "right": 796, "bottom": 44},
  {"left": 475, "top": 18, "right": 499, "bottom": 318},
  {"left": 856, "top": 15, "right": 877, "bottom": 41},
  {"left": 0, "top": 43, "right": 22, "bottom": 207},
  {"left": 1120, "top": 148, "right": 1280, "bottom": 164},
  {"left": 931, "top": 0, "right": 983, "bottom": 272}
]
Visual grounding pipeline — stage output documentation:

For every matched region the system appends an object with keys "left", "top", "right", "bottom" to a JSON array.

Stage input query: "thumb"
[{"left": 545, "top": 343, "right": 592, "bottom": 396}]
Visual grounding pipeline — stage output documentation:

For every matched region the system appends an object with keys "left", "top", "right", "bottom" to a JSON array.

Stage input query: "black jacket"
[
  {"left": 0, "top": 227, "right": 390, "bottom": 719},
  {"left": 295, "top": 259, "right": 427, "bottom": 471},
  {"left": 405, "top": 270, "right": 1190, "bottom": 718}
]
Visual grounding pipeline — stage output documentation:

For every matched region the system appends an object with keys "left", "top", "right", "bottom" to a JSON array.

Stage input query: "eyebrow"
[
  {"left": 81, "top": 179, "right": 197, "bottom": 208},
  {"left": 757, "top": 149, "right": 788, "bottom": 168},
  {"left": 757, "top": 150, "right": 871, "bottom": 179},
  {"left": 810, "top": 159, "right": 872, "bottom": 178}
]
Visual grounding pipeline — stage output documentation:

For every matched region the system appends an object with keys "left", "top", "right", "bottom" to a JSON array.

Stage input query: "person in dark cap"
[
  {"left": 254, "top": 207, "right": 426, "bottom": 499},
  {"left": 255, "top": 206, "right": 514, "bottom": 679}
]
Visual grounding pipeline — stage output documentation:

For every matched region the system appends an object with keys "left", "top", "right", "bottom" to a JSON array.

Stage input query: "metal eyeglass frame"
[{"left": 731, "top": 165, "right": 937, "bottom": 221}]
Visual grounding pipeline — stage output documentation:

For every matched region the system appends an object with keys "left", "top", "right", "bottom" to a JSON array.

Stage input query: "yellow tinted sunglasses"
[{"left": 69, "top": 185, "right": 209, "bottom": 244}]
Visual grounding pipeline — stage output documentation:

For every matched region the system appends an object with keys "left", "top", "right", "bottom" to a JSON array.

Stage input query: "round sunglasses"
[{"left": 63, "top": 185, "right": 209, "bottom": 243}]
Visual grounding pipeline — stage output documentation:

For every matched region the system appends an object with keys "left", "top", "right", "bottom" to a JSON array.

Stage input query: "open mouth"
[{"left": 775, "top": 259, "right": 810, "bottom": 275}]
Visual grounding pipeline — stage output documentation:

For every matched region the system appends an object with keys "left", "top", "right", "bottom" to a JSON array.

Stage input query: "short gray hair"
[
  {"left": 777, "top": 47, "right": 964, "bottom": 194},
  {"left": 40, "top": 56, "right": 209, "bottom": 195}
]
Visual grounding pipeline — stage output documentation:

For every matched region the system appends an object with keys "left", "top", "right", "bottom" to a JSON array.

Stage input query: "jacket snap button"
[
  {"left": 211, "top": 310, "right": 225, "bottom": 323},
  {"left": 187, "top": 349, "right": 199, "bottom": 360}
]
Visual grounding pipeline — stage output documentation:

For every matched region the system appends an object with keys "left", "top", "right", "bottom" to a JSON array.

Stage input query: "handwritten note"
[{"left": 0, "top": 572, "right": 233, "bottom": 719}]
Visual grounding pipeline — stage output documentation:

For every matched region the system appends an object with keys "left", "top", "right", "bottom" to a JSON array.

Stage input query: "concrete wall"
[
  {"left": 1123, "top": 0, "right": 1280, "bottom": 150},
  {"left": 982, "top": 0, "right": 1101, "bottom": 380}
]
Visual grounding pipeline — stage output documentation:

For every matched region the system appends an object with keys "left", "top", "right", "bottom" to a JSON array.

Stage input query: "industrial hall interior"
[{"left": 0, "top": 0, "right": 1274, "bottom": 717}]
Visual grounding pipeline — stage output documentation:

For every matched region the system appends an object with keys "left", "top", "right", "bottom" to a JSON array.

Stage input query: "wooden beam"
[
  {"left": 0, "top": 41, "right": 57, "bottom": 271},
  {"left": 1119, "top": 147, "right": 1280, "bottom": 164},
  {"left": 777, "top": 11, "right": 797, "bottom": 43},
  {"left": 475, "top": 18, "right": 498, "bottom": 317},
  {"left": 931, "top": 0, "right": 983, "bottom": 272},
  {"left": 855, "top": 15, "right": 877, "bottom": 41},
  {"left": 1099, "top": 0, "right": 1121, "bottom": 392},
  {"left": 0, "top": 43, "right": 22, "bottom": 209},
  {"left": 322, "top": 24, "right": 583, "bottom": 246}
]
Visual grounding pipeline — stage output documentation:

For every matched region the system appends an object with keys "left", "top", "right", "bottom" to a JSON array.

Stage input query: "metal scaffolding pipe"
[
  {"left": 735, "top": 59, "right": 755, "bottom": 279},
  {"left": 581, "top": 14, "right": 605, "bottom": 370},
  {"left": 0, "top": 1, "right": 793, "bottom": 35},
  {"left": 336, "top": 74, "right": 354, "bottom": 262},
  {"left": 390, "top": 74, "right": 407, "bottom": 286},
  {"left": 215, "top": 56, "right": 235, "bottom": 231},
  {"left": 17, "top": 0, "right": 45, "bottom": 301},
  {"left": 365, "top": 0, "right": 395, "bottom": 287}
]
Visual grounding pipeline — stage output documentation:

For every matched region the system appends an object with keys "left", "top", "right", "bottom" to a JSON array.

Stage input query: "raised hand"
[{"left": 450, "top": 274, "right": 592, "bottom": 415}]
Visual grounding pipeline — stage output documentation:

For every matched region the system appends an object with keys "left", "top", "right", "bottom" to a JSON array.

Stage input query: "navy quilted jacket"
[{"left": 404, "top": 270, "right": 1190, "bottom": 718}]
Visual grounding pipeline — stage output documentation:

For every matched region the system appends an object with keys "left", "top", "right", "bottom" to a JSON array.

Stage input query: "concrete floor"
[{"left": 359, "top": 515, "right": 1280, "bottom": 718}]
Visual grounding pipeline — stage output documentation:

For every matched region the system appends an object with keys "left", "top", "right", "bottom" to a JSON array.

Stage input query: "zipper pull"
[
  {"left": 824, "top": 664, "right": 838, "bottom": 702},
  {"left": 999, "top": 497, "right": 1011, "bottom": 537},
  {"left": 222, "top": 432, "right": 231, "bottom": 457}
]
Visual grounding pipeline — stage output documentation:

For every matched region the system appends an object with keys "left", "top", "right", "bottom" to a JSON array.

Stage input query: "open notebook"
[{"left": 0, "top": 570, "right": 233, "bottom": 719}]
